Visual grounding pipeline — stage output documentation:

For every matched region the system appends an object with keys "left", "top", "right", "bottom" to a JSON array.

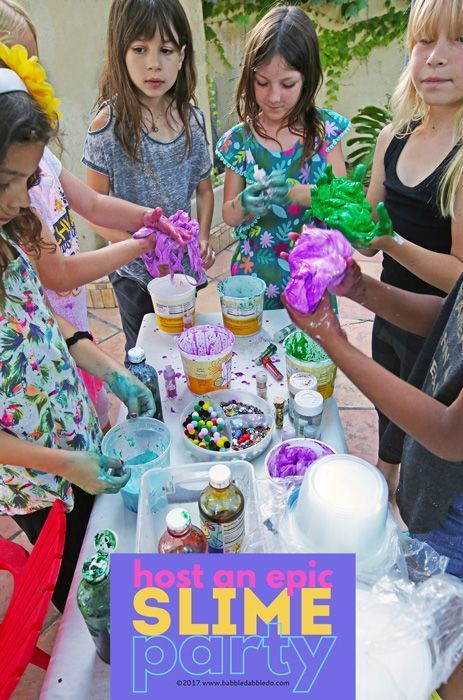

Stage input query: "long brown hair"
[
  {"left": 0, "top": 90, "right": 55, "bottom": 304},
  {"left": 236, "top": 5, "right": 324, "bottom": 161},
  {"left": 97, "top": 0, "right": 199, "bottom": 161}
]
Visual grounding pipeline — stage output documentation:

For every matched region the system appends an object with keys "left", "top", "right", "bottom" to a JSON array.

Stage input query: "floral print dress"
[
  {"left": 216, "top": 109, "right": 350, "bottom": 309},
  {"left": 0, "top": 235, "right": 102, "bottom": 516}
]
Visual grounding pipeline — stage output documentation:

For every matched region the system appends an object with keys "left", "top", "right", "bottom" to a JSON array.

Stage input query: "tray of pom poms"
[{"left": 180, "top": 389, "right": 275, "bottom": 462}]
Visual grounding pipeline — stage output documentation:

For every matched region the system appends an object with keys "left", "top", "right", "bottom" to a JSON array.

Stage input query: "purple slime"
[
  {"left": 267, "top": 443, "right": 334, "bottom": 478},
  {"left": 285, "top": 227, "right": 353, "bottom": 313},
  {"left": 134, "top": 210, "right": 205, "bottom": 285}
]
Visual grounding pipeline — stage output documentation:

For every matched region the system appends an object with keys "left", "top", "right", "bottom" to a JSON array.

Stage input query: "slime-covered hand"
[
  {"left": 134, "top": 210, "right": 205, "bottom": 283},
  {"left": 105, "top": 370, "right": 155, "bottom": 418},
  {"left": 281, "top": 290, "right": 344, "bottom": 350},
  {"left": 238, "top": 181, "right": 269, "bottom": 216},
  {"left": 284, "top": 226, "right": 353, "bottom": 313},
  {"left": 309, "top": 166, "right": 395, "bottom": 248},
  {"left": 372, "top": 201, "right": 394, "bottom": 238},
  {"left": 267, "top": 170, "right": 293, "bottom": 206},
  {"left": 143, "top": 207, "right": 190, "bottom": 247},
  {"left": 64, "top": 452, "right": 131, "bottom": 495}
]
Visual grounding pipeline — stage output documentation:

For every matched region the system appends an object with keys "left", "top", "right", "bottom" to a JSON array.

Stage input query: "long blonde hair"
[
  {"left": 391, "top": 0, "right": 463, "bottom": 218},
  {"left": 0, "top": 0, "right": 37, "bottom": 50}
]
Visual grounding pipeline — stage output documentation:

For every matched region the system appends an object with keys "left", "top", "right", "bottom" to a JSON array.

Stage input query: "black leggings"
[{"left": 13, "top": 487, "right": 94, "bottom": 614}]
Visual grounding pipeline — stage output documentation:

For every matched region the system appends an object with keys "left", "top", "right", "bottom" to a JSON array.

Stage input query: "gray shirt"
[
  {"left": 82, "top": 102, "right": 211, "bottom": 284},
  {"left": 397, "top": 274, "right": 463, "bottom": 532}
]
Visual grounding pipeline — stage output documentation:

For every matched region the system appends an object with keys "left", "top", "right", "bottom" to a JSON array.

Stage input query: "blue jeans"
[{"left": 411, "top": 493, "right": 463, "bottom": 579}]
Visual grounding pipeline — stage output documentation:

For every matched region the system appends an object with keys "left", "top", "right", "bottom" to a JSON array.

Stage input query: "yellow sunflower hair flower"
[{"left": 0, "top": 42, "right": 62, "bottom": 126}]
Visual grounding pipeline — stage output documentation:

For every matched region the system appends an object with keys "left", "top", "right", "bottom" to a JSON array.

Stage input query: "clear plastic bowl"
[
  {"left": 101, "top": 417, "right": 171, "bottom": 512},
  {"left": 264, "top": 437, "right": 336, "bottom": 483},
  {"left": 180, "top": 389, "right": 274, "bottom": 462}
]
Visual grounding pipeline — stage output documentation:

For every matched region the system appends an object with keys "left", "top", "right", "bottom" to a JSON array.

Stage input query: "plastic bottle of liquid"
[
  {"left": 127, "top": 346, "right": 163, "bottom": 421},
  {"left": 158, "top": 508, "right": 207, "bottom": 553},
  {"left": 77, "top": 530, "right": 117, "bottom": 663},
  {"left": 163, "top": 364, "right": 177, "bottom": 399},
  {"left": 199, "top": 464, "right": 245, "bottom": 553}
]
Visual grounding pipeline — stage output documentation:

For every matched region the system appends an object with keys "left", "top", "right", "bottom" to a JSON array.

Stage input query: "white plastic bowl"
[
  {"left": 180, "top": 389, "right": 274, "bottom": 462},
  {"left": 264, "top": 437, "right": 336, "bottom": 482}
]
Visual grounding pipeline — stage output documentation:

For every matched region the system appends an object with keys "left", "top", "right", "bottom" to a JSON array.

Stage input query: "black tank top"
[{"left": 382, "top": 133, "right": 457, "bottom": 297}]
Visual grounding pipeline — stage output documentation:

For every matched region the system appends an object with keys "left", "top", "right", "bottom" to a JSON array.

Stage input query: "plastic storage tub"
[{"left": 136, "top": 460, "right": 266, "bottom": 553}]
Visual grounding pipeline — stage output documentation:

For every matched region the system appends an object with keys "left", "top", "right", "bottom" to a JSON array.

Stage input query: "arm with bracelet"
[{"left": 56, "top": 314, "right": 155, "bottom": 420}]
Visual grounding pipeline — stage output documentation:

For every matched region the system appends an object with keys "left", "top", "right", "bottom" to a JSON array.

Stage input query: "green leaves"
[
  {"left": 346, "top": 103, "right": 391, "bottom": 181},
  {"left": 203, "top": 2, "right": 409, "bottom": 105}
]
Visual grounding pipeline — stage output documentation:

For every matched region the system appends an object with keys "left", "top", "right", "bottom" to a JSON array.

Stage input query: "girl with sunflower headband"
[
  {"left": 0, "top": 3, "right": 181, "bottom": 429},
  {"left": 0, "top": 58, "right": 157, "bottom": 614}
]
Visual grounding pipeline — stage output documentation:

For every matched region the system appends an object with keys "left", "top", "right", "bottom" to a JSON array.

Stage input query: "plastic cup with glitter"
[
  {"left": 217, "top": 276, "right": 266, "bottom": 336},
  {"left": 177, "top": 324, "right": 235, "bottom": 395},
  {"left": 284, "top": 330, "right": 336, "bottom": 399}
]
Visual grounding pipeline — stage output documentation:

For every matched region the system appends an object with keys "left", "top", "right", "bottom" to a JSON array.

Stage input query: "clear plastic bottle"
[
  {"left": 158, "top": 508, "right": 207, "bottom": 553},
  {"left": 77, "top": 530, "right": 117, "bottom": 664},
  {"left": 199, "top": 464, "right": 245, "bottom": 553},
  {"left": 255, "top": 370, "right": 268, "bottom": 400},
  {"left": 163, "top": 364, "right": 177, "bottom": 399},
  {"left": 127, "top": 346, "right": 163, "bottom": 421}
]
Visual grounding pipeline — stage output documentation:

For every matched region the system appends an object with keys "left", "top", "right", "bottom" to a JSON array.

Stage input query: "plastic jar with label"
[
  {"left": 293, "top": 390, "right": 324, "bottom": 439},
  {"left": 288, "top": 372, "right": 318, "bottom": 420}
]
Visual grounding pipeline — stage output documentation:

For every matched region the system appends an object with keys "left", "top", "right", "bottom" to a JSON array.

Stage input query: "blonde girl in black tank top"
[{"left": 361, "top": 0, "right": 463, "bottom": 493}]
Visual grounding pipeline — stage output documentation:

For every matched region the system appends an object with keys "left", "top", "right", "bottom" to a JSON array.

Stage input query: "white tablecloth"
[{"left": 40, "top": 310, "right": 347, "bottom": 699}]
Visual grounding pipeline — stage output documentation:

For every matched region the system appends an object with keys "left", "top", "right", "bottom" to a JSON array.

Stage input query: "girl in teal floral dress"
[
  {"left": 0, "top": 65, "right": 154, "bottom": 611},
  {"left": 217, "top": 5, "right": 350, "bottom": 309}
]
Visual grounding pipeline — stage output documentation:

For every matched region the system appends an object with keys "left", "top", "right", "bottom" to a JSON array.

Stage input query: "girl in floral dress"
[
  {"left": 217, "top": 5, "right": 350, "bottom": 309},
  {"left": 0, "top": 65, "right": 153, "bottom": 612}
]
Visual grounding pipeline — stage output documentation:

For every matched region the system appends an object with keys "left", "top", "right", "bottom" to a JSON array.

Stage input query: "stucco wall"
[
  {"left": 21, "top": 0, "right": 211, "bottom": 251},
  {"left": 207, "top": 1, "right": 407, "bottom": 151}
]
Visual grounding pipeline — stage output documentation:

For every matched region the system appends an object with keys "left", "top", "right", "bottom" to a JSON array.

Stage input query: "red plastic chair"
[{"left": 0, "top": 499, "right": 66, "bottom": 700}]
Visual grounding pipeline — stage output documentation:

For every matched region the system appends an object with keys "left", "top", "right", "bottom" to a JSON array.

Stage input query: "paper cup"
[
  {"left": 217, "top": 276, "right": 266, "bottom": 336},
  {"left": 177, "top": 324, "right": 235, "bottom": 395},
  {"left": 148, "top": 274, "right": 196, "bottom": 334}
]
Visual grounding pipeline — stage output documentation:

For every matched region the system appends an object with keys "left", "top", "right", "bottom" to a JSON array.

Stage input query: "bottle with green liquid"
[
  {"left": 77, "top": 530, "right": 117, "bottom": 663},
  {"left": 199, "top": 464, "right": 245, "bottom": 553}
]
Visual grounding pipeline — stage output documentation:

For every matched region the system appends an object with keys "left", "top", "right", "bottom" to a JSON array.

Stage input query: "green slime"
[
  {"left": 284, "top": 331, "right": 329, "bottom": 363},
  {"left": 307, "top": 165, "right": 394, "bottom": 248}
]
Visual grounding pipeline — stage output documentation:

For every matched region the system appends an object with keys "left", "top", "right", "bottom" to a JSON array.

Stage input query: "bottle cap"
[
  {"left": 81, "top": 529, "right": 118, "bottom": 584},
  {"left": 209, "top": 463, "right": 231, "bottom": 489},
  {"left": 166, "top": 508, "right": 191, "bottom": 533},
  {"left": 294, "top": 389, "right": 324, "bottom": 417},
  {"left": 128, "top": 346, "right": 145, "bottom": 364},
  {"left": 289, "top": 372, "right": 318, "bottom": 395},
  {"left": 273, "top": 396, "right": 285, "bottom": 409},
  {"left": 256, "top": 370, "right": 267, "bottom": 386},
  {"left": 164, "top": 364, "right": 174, "bottom": 374}
]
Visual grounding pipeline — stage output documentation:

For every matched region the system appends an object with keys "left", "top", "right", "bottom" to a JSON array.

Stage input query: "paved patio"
[{"left": 0, "top": 246, "right": 381, "bottom": 699}]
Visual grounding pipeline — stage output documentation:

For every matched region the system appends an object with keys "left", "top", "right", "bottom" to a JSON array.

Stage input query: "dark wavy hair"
[
  {"left": 0, "top": 89, "right": 55, "bottom": 302},
  {"left": 97, "top": 0, "right": 199, "bottom": 161},
  {"left": 235, "top": 5, "right": 324, "bottom": 162}
]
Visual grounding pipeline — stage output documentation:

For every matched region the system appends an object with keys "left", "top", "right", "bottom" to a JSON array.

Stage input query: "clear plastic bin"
[{"left": 136, "top": 460, "right": 266, "bottom": 553}]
